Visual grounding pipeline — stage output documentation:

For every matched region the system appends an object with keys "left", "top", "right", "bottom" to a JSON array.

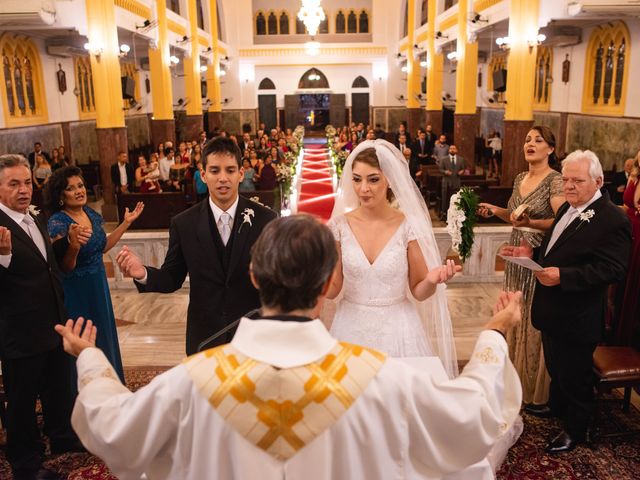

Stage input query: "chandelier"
[{"left": 298, "top": 0, "right": 325, "bottom": 36}]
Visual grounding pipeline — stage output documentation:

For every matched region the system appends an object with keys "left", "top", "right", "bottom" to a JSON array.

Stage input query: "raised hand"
[
  {"left": 115, "top": 245, "right": 146, "bottom": 280},
  {"left": 68, "top": 223, "right": 92, "bottom": 249},
  {"left": 54, "top": 317, "right": 97, "bottom": 357},
  {"left": 486, "top": 291, "right": 523, "bottom": 333},
  {"left": 123, "top": 202, "right": 145, "bottom": 225},
  {"left": 0, "top": 227, "right": 11, "bottom": 255},
  {"left": 427, "top": 259, "right": 462, "bottom": 285}
]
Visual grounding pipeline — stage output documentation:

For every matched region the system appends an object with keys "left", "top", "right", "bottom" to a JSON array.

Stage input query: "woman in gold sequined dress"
[{"left": 478, "top": 125, "right": 565, "bottom": 407}]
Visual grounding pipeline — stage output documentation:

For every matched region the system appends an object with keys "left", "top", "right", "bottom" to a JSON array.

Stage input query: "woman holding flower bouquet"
[
  {"left": 326, "top": 139, "right": 460, "bottom": 379},
  {"left": 478, "top": 125, "right": 565, "bottom": 407}
]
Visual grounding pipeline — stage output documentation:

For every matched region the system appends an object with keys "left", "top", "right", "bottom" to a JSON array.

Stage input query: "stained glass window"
[
  {"left": 593, "top": 44, "right": 603, "bottom": 104},
  {"left": 279, "top": 12, "right": 289, "bottom": 35},
  {"left": 614, "top": 39, "right": 625, "bottom": 104},
  {"left": 256, "top": 12, "right": 266, "bottom": 35},
  {"left": 267, "top": 12, "right": 278, "bottom": 35},
  {"left": 347, "top": 10, "right": 357, "bottom": 33},
  {"left": 359, "top": 11, "right": 369, "bottom": 33},
  {"left": 603, "top": 41, "right": 615, "bottom": 104},
  {"left": 336, "top": 11, "right": 345, "bottom": 34},
  {"left": 3, "top": 53, "right": 14, "bottom": 115}
]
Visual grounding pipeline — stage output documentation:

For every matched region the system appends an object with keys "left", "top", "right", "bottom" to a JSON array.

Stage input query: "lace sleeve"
[
  {"left": 405, "top": 219, "right": 418, "bottom": 243},
  {"left": 326, "top": 216, "right": 342, "bottom": 241},
  {"left": 549, "top": 172, "right": 564, "bottom": 199},
  {"left": 48, "top": 213, "right": 69, "bottom": 239}
]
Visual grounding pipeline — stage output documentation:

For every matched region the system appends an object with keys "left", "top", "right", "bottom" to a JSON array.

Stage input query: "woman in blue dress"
[{"left": 46, "top": 166, "right": 144, "bottom": 382}]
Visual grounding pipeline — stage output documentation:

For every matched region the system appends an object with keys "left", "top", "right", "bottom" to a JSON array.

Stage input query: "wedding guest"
[
  {"left": 115, "top": 136, "right": 277, "bottom": 354},
  {"left": 177, "top": 142, "right": 190, "bottom": 164},
  {"left": 0, "top": 154, "right": 80, "bottom": 480},
  {"left": 611, "top": 158, "right": 634, "bottom": 205},
  {"left": 256, "top": 154, "right": 277, "bottom": 191},
  {"left": 239, "top": 159, "right": 256, "bottom": 192},
  {"left": 59, "top": 215, "right": 522, "bottom": 480},
  {"left": 432, "top": 135, "right": 450, "bottom": 165},
  {"left": 503, "top": 150, "right": 631, "bottom": 453},
  {"left": 110, "top": 151, "right": 133, "bottom": 194},
  {"left": 486, "top": 131, "right": 503, "bottom": 179},
  {"left": 616, "top": 154, "right": 640, "bottom": 347},
  {"left": 32, "top": 153, "right": 52, "bottom": 189},
  {"left": 193, "top": 159, "right": 208, "bottom": 202},
  {"left": 28, "top": 142, "right": 50, "bottom": 169},
  {"left": 51, "top": 148, "right": 68, "bottom": 172},
  {"left": 159, "top": 147, "right": 174, "bottom": 187},
  {"left": 478, "top": 126, "right": 564, "bottom": 408},
  {"left": 58, "top": 145, "right": 70, "bottom": 166},
  {"left": 46, "top": 166, "right": 144, "bottom": 382}
]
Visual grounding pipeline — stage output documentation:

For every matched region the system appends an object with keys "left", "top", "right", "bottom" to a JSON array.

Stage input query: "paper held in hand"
[{"left": 499, "top": 255, "right": 543, "bottom": 272}]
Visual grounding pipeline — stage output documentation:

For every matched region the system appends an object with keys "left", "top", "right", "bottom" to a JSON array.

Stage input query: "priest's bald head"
[{"left": 250, "top": 215, "right": 337, "bottom": 316}]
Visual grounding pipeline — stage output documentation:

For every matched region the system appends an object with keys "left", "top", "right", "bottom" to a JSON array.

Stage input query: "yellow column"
[
  {"left": 206, "top": 0, "right": 222, "bottom": 112},
  {"left": 184, "top": 0, "right": 202, "bottom": 116},
  {"left": 406, "top": 0, "right": 421, "bottom": 108},
  {"left": 504, "top": 0, "right": 540, "bottom": 120},
  {"left": 84, "top": 0, "right": 124, "bottom": 128},
  {"left": 454, "top": 0, "right": 478, "bottom": 114},
  {"left": 426, "top": 0, "right": 443, "bottom": 112},
  {"left": 148, "top": 0, "right": 174, "bottom": 120}
]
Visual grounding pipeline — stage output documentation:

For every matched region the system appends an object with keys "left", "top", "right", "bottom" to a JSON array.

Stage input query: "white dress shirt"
[
  {"left": 545, "top": 189, "right": 602, "bottom": 254},
  {"left": 118, "top": 162, "right": 128, "bottom": 186},
  {"left": 71, "top": 318, "right": 521, "bottom": 480},
  {"left": 158, "top": 157, "right": 173, "bottom": 181},
  {"left": 0, "top": 202, "right": 47, "bottom": 268}
]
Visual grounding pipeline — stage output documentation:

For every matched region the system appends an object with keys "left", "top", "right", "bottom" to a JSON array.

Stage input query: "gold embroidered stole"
[{"left": 183, "top": 342, "right": 386, "bottom": 460}]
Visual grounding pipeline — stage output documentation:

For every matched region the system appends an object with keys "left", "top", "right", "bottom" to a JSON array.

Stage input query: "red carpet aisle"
[{"left": 296, "top": 141, "right": 335, "bottom": 222}]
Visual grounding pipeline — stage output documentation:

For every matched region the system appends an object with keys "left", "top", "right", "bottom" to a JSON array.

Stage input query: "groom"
[{"left": 116, "top": 137, "right": 277, "bottom": 354}]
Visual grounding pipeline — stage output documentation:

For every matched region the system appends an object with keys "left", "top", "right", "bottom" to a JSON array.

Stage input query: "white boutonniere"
[
  {"left": 238, "top": 208, "right": 255, "bottom": 233},
  {"left": 27, "top": 205, "right": 40, "bottom": 217},
  {"left": 579, "top": 209, "right": 595, "bottom": 223}
]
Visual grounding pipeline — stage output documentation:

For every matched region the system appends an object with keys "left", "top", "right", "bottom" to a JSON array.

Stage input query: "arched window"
[
  {"left": 259, "top": 77, "right": 276, "bottom": 90},
  {"left": 533, "top": 47, "right": 552, "bottom": 111},
  {"left": 267, "top": 11, "right": 278, "bottom": 35},
  {"left": 256, "top": 12, "right": 266, "bottom": 35},
  {"left": 296, "top": 17, "right": 306, "bottom": 34},
  {"left": 347, "top": 10, "right": 357, "bottom": 33},
  {"left": 352, "top": 76, "right": 369, "bottom": 88},
  {"left": 196, "top": 0, "right": 204, "bottom": 30},
  {"left": 335, "top": 10, "right": 345, "bottom": 34},
  {"left": 0, "top": 34, "right": 47, "bottom": 126},
  {"left": 279, "top": 12, "right": 289, "bottom": 35},
  {"left": 359, "top": 10, "right": 369, "bottom": 33},
  {"left": 319, "top": 14, "right": 329, "bottom": 34},
  {"left": 420, "top": 0, "right": 429, "bottom": 25},
  {"left": 298, "top": 68, "right": 330, "bottom": 89},
  {"left": 74, "top": 56, "right": 95, "bottom": 118},
  {"left": 583, "top": 21, "right": 629, "bottom": 116}
]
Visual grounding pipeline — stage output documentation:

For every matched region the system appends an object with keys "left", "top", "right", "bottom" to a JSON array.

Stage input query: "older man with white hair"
[{"left": 504, "top": 149, "right": 632, "bottom": 453}]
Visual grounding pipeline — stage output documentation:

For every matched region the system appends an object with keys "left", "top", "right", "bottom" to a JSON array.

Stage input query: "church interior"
[{"left": 1, "top": 0, "right": 640, "bottom": 478}]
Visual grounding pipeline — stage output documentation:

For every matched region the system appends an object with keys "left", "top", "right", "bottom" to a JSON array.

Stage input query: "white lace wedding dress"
[{"left": 328, "top": 215, "right": 434, "bottom": 357}]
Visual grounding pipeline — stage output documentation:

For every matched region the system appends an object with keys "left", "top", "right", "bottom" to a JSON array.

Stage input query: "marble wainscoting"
[{"left": 108, "top": 226, "right": 512, "bottom": 368}]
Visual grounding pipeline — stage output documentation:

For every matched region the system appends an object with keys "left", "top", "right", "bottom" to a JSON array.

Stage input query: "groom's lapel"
[
  {"left": 226, "top": 196, "right": 252, "bottom": 280},
  {"left": 195, "top": 200, "right": 225, "bottom": 278}
]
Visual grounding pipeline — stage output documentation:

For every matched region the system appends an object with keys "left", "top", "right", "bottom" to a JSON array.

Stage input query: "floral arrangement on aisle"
[
  {"left": 277, "top": 126, "right": 305, "bottom": 213},
  {"left": 325, "top": 124, "right": 347, "bottom": 179},
  {"left": 446, "top": 187, "right": 480, "bottom": 263}
]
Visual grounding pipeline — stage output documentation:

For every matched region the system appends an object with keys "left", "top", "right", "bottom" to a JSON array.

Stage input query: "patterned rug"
[{"left": 1, "top": 367, "right": 639, "bottom": 479}]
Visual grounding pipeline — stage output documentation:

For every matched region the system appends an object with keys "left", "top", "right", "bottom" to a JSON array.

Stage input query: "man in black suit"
[
  {"left": 116, "top": 137, "right": 277, "bottom": 354},
  {"left": 504, "top": 150, "right": 631, "bottom": 453},
  {"left": 27, "top": 142, "right": 50, "bottom": 170},
  {"left": 611, "top": 157, "right": 634, "bottom": 205},
  {"left": 110, "top": 151, "right": 134, "bottom": 194},
  {"left": 412, "top": 129, "right": 434, "bottom": 166},
  {"left": 0, "top": 154, "right": 79, "bottom": 480}
]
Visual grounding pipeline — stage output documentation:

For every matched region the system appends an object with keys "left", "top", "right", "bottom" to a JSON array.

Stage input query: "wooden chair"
[{"left": 592, "top": 346, "right": 640, "bottom": 439}]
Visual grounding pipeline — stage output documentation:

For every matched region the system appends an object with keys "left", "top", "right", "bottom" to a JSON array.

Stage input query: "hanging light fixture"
[{"left": 298, "top": 0, "right": 325, "bottom": 36}]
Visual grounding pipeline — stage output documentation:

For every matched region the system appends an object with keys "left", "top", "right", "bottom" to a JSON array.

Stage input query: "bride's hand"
[{"left": 427, "top": 259, "right": 461, "bottom": 285}]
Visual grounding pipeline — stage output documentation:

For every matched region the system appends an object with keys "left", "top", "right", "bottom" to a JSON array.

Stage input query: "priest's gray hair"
[
  {"left": 562, "top": 150, "right": 603, "bottom": 181},
  {"left": 0, "top": 154, "right": 30, "bottom": 181},
  {"left": 251, "top": 215, "right": 338, "bottom": 312}
]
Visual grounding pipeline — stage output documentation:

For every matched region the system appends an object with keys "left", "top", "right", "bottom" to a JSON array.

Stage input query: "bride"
[{"left": 326, "top": 139, "right": 460, "bottom": 378}]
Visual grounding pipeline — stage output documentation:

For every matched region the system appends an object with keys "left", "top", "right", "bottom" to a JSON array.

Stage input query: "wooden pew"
[{"left": 117, "top": 192, "right": 189, "bottom": 229}]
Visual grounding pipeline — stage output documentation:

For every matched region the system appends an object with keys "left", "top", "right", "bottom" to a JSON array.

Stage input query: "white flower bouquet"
[{"left": 446, "top": 187, "right": 480, "bottom": 263}]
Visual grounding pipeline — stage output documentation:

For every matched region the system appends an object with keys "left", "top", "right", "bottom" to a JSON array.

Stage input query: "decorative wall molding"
[
  {"left": 114, "top": 0, "right": 151, "bottom": 18},
  {"left": 239, "top": 46, "right": 387, "bottom": 58}
]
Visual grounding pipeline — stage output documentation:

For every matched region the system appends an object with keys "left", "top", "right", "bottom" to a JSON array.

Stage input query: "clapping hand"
[
  {"left": 68, "top": 224, "right": 92, "bottom": 249},
  {"left": 500, "top": 239, "right": 533, "bottom": 259},
  {"left": 54, "top": 317, "right": 97, "bottom": 357},
  {"left": 115, "top": 245, "right": 146, "bottom": 280},
  {"left": 123, "top": 202, "right": 145, "bottom": 225},
  {"left": 486, "top": 291, "right": 522, "bottom": 333},
  {"left": 427, "top": 259, "right": 462, "bottom": 285},
  {"left": 0, "top": 227, "right": 11, "bottom": 255}
]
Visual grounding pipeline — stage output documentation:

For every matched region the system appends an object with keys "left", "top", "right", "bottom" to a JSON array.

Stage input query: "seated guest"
[
  {"left": 239, "top": 158, "right": 256, "bottom": 192},
  {"left": 32, "top": 153, "right": 52, "bottom": 189},
  {"left": 46, "top": 166, "right": 144, "bottom": 384},
  {"left": 256, "top": 154, "right": 276, "bottom": 191},
  {"left": 58, "top": 215, "right": 522, "bottom": 480}
]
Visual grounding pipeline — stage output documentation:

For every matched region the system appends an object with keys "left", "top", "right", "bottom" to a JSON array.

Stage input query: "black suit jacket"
[
  {"left": 137, "top": 196, "right": 277, "bottom": 354},
  {"left": 611, "top": 171, "right": 628, "bottom": 205},
  {"left": 110, "top": 162, "right": 135, "bottom": 192},
  {"left": 531, "top": 195, "right": 631, "bottom": 344},
  {"left": 0, "top": 209, "right": 66, "bottom": 359}
]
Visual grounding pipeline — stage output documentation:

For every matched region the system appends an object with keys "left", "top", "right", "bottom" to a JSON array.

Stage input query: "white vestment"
[{"left": 72, "top": 318, "right": 522, "bottom": 480}]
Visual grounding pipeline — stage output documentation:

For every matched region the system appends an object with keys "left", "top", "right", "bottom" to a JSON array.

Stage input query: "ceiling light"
[
  {"left": 169, "top": 55, "right": 180, "bottom": 64},
  {"left": 298, "top": 0, "right": 326, "bottom": 36}
]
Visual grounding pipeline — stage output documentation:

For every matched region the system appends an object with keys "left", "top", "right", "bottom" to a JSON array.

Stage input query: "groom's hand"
[{"left": 115, "top": 245, "right": 146, "bottom": 280}]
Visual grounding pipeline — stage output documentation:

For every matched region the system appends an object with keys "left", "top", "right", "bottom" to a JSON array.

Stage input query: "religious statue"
[{"left": 57, "top": 64, "right": 67, "bottom": 94}]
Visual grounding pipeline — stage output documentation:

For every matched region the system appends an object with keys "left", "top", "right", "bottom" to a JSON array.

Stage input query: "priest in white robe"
[{"left": 56, "top": 215, "right": 523, "bottom": 480}]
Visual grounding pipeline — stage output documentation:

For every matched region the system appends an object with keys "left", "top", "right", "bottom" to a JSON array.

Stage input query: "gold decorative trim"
[
  {"left": 438, "top": 14, "right": 457, "bottom": 32},
  {"left": 114, "top": 0, "right": 151, "bottom": 18},
  {"left": 168, "top": 19, "right": 187, "bottom": 36},
  {"left": 240, "top": 46, "right": 387, "bottom": 57},
  {"left": 474, "top": 0, "right": 503, "bottom": 12}
]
